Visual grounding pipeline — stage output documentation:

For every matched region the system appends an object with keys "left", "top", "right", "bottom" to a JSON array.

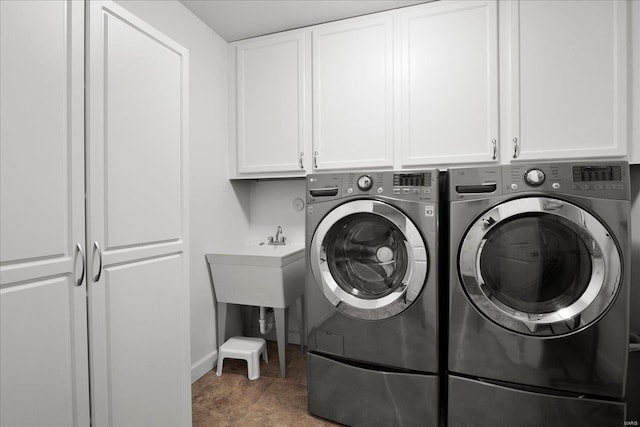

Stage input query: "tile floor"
[{"left": 191, "top": 341, "right": 341, "bottom": 426}]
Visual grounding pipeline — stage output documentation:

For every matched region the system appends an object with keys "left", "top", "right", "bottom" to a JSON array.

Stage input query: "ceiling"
[{"left": 179, "top": 0, "right": 429, "bottom": 42}]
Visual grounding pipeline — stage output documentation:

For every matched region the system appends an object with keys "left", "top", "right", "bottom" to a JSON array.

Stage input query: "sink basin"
[
  {"left": 205, "top": 243, "right": 305, "bottom": 308},
  {"left": 206, "top": 243, "right": 307, "bottom": 379}
]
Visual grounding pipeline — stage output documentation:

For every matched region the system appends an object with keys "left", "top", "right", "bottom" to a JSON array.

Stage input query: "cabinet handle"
[
  {"left": 75, "top": 243, "right": 85, "bottom": 287},
  {"left": 512, "top": 137, "right": 519, "bottom": 159},
  {"left": 491, "top": 139, "right": 497, "bottom": 160},
  {"left": 93, "top": 241, "right": 103, "bottom": 282},
  {"left": 299, "top": 152, "right": 304, "bottom": 169},
  {"left": 313, "top": 151, "right": 318, "bottom": 169}
]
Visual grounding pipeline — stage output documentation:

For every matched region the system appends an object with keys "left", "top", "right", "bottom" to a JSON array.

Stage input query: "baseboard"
[
  {"left": 191, "top": 349, "right": 218, "bottom": 384},
  {"left": 288, "top": 331, "right": 302, "bottom": 346}
]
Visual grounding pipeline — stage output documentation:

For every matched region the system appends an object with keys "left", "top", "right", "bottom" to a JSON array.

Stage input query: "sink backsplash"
[{"left": 249, "top": 179, "right": 305, "bottom": 245}]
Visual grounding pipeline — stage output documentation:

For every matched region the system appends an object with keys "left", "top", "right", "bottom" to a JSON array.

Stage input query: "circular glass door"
[
  {"left": 310, "top": 200, "right": 428, "bottom": 320},
  {"left": 459, "top": 197, "right": 622, "bottom": 336}
]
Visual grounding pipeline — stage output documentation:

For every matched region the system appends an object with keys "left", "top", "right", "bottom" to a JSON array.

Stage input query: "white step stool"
[{"left": 216, "top": 336, "right": 268, "bottom": 380}]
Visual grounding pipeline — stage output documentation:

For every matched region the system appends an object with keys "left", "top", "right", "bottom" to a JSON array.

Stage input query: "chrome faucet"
[{"left": 268, "top": 225, "right": 286, "bottom": 245}]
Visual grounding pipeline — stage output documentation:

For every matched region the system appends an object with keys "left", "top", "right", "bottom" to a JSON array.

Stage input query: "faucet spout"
[{"left": 268, "top": 226, "right": 286, "bottom": 245}]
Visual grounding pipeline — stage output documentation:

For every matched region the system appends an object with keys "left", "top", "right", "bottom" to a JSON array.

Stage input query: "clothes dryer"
[
  {"left": 447, "top": 162, "right": 630, "bottom": 426},
  {"left": 305, "top": 170, "right": 441, "bottom": 427}
]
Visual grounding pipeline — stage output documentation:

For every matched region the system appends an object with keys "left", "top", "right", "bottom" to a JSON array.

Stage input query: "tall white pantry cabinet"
[{"left": 0, "top": 1, "right": 192, "bottom": 426}]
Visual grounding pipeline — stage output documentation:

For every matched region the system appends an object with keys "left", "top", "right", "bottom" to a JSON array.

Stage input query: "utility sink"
[
  {"left": 205, "top": 243, "right": 305, "bottom": 308},
  {"left": 205, "top": 243, "right": 306, "bottom": 378}
]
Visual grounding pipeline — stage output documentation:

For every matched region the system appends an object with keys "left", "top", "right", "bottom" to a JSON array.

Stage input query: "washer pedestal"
[{"left": 307, "top": 352, "right": 439, "bottom": 427}]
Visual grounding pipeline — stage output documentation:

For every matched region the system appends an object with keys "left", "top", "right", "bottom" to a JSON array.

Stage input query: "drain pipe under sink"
[{"left": 259, "top": 307, "right": 275, "bottom": 335}]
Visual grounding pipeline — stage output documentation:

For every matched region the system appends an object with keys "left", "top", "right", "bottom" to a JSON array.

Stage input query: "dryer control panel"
[
  {"left": 449, "top": 161, "right": 630, "bottom": 201},
  {"left": 504, "top": 161, "right": 629, "bottom": 200},
  {"left": 572, "top": 165, "right": 623, "bottom": 183}
]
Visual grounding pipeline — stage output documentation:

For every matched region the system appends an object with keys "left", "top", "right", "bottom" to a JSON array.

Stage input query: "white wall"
[
  {"left": 242, "top": 179, "right": 307, "bottom": 343},
  {"left": 248, "top": 179, "right": 306, "bottom": 244},
  {"left": 114, "top": 0, "right": 251, "bottom": 383}
]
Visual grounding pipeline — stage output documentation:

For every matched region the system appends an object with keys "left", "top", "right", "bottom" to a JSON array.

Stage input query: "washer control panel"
[
  {"left": 357, "top": 175, "right": 373, "bottom": 191},
  {"left": 391, "top": 172, "right": 434, "bottom": 201},
  {"left": 393, "top": 173, "right": 429, "bottom": 187},
  {"left": 307, "top": 170, "right": 438, "bottom": 203},
  {"left": 524, "top": 169, "right": 545, "bottom": 186}
]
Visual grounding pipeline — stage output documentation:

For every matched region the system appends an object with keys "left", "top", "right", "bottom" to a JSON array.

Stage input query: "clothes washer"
[
  {"left": 447, "top": 161, "right": 630, "bottom": 426},
  {"left": 305, "top": 170, "right": 441, "bottom": 427}
]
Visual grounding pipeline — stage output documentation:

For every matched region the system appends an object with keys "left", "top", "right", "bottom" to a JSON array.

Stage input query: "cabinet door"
[
  {"left": 313, "top": 15, "right": 395, "bottom": 170},
  {"left": 400, "top": 1, "right": 499, "bottom": 166},
  {"left": 0, "top": 1, "right": 89, "bottom": 426},
  {"left": 507, "top": 0, "right": 628, "bottom": 161},
  {"left": 87, "top": 2, "right": 191, "bottom": 426},
  {"left": 235, "top": 32, "right": 310, "bottom": 175}
]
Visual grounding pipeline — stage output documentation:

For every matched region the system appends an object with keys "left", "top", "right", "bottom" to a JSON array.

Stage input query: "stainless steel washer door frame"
[
  {"left": 310, "top": 199, "right": 428, "bottom": 320},
  {"left": 459, "top": 196, "right": 623, "bottom": 336}
]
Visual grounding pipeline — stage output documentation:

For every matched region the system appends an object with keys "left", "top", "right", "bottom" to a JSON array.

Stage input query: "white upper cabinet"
[
  {"left": 312, "top": 15, "right": 395, "bottom": 170},
  {"left": 400, "top": 0, "right": 499, "bottom": 167},
  {"left": 229, "top": 0, "right": 634, "bottom": 176},
  {"left": 504, "top": 0, "right": 628, "bottom": 161},
  {"left": 232, "top": 31, "right": 311, "bottom": 177}
]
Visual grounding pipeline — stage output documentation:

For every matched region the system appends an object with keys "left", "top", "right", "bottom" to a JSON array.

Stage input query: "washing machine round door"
[
  {"left": 459, "top": 196, "right": 623, "bottom": 336},
  {"left": 310, "top": 199, "right": 427, "bottom": 320}
]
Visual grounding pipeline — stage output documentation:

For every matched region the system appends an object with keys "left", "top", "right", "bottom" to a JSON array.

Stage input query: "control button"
[
  {"left": 612, "top": 184, "right": 623, "bottom": 190},
  {"left": 357, "top": 175, "right": 373, "bottom": 191},
  {"left": 393, "top": 188, "right": 401, "bottom": 195},
  {"left": 510, "top": 183, "right": 518, "bottom": 190},
  {"left": 377, "top": 187, "right": 384, "bottom": 194},
  {"left": 524, "top": 169, "right": 546, "bottom": 186},
  {"left": 412, "top": 189, "right": 420, "bottom": 194},
  {"left": 552, "top": 183, "right": 560, "bottom": 190},
  {"left": 402, "top": 188, "right": 410, "bottom": 194},
  {"left": 347, "top": 188, "right": 353, "bottom": 194},
  {"left": 423, "top": 188, "right": 431, "bottom": 194}
]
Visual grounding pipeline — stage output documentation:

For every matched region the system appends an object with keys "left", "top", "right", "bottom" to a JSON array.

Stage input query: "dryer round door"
[
  {"left": 310, "top": 199, "right": 428, "bottom": 320},
  {"left": 459, "top": 196, "right": 623, "bottom": 336}
]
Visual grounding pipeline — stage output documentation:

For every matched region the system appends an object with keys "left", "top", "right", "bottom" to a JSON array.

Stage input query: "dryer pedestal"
[{"left": 447, "top": 375, "right": 625, "bottom": 427}]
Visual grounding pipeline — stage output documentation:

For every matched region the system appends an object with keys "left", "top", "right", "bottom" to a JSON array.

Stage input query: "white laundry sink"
[
  {"left": 205, "top": 243, "right": 305, "bottom": 308},
  {"left": 206, "top": 242, "right": 307, "bottom": 378}
]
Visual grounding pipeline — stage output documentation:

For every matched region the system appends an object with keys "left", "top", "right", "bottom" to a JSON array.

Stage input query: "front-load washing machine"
[
  {"left": 447, "top": 161, "right": 630, "bottom": 426},
  {"left": 305, "top": 170, "right": 440, "bottom": 427}
]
